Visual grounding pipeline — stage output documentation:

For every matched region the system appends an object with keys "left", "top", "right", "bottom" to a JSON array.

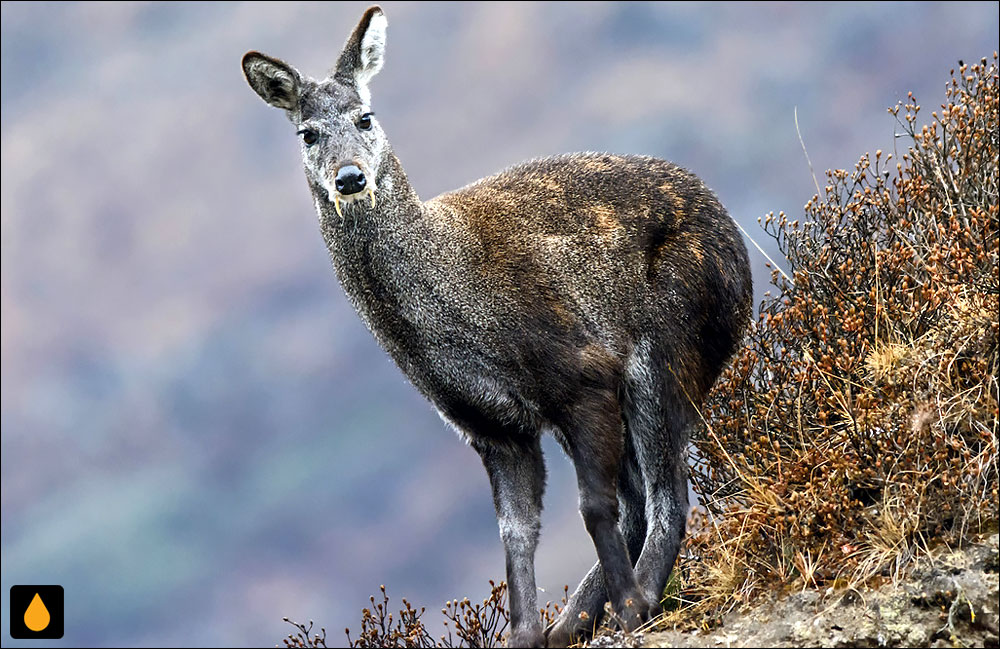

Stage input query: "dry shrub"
[
  {"left": 670, "top": 54, "right": 999, "bottom": 627},
  {"left": 282, "top": 618, "right": 328, "bottom": 648},
  {"left": 337, "top": 582, "right": 509, "bottom": 648},
  {"left": 288, "top": 581, "right": 564, "bottom": 648}
]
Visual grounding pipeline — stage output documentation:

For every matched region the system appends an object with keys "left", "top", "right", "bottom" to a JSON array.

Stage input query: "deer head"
[{"left": 243, "top": 6, "right": 388, "bottom": 218}]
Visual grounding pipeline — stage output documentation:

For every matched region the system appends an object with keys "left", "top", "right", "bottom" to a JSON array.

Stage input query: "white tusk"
[
  {"left": 368, "top": 187, "right": 376, "bottom": 208},
  {"left": 334, "top": 197, "right": 344, "bottom": 219}
]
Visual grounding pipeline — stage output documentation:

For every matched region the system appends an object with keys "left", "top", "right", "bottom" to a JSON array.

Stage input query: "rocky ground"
[{"left": 588, "top": 534, "right": 999, "bottom": 648}]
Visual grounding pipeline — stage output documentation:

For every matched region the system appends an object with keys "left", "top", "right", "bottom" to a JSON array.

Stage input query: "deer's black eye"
[
  {"left": 357, "top": 112, "right": 374, "bottom": 131},
  {"left": 298, "top": 128, "right": 319, "bottom": 146}
]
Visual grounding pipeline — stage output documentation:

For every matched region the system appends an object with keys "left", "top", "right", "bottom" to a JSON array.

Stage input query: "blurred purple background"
[{"left": 2, "top": 1, "right": 997, "bottom": 646}]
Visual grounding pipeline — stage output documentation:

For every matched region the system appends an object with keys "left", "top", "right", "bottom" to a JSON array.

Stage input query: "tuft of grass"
[{"left": 665, "top": 53, "right": 999, "bottom": 632}]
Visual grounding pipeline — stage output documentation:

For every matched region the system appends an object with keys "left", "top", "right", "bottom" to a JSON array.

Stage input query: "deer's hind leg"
[
  {"left": 622, "top": 342, "right": 695, "bottom": 619},
  {"left": 544, "top": 384, "right": 649, "bottom": 647},
  {"left": 544, "top": 435, "right": 646, "bottom": 646}
]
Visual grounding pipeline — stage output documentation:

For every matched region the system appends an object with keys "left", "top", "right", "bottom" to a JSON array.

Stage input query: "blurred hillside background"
[{"left": 2, "top": 2, "right": 998, "bottom": 646}]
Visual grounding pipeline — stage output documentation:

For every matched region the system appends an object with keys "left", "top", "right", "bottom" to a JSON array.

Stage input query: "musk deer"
[{"left": 243, "top": 6, "right": 751, "bottom": 647}]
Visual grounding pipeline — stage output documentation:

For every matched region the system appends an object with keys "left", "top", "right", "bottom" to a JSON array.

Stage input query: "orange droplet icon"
[{"left": 24, "top": 592, "right": 51, "bottom": 632}]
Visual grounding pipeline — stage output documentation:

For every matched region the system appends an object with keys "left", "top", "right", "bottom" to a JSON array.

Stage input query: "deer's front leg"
[{"left": 475, "top": 437, "right": 546, "bottom": 648}]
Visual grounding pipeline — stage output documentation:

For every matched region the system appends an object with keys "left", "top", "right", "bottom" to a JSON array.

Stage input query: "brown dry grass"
[{"left": 660, "top": 53, "right": 999, "bottom": 633}]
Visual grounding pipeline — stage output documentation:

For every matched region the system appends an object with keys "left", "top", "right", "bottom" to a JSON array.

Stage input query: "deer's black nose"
[{"left": 335, "top": 165, "right": 367, "bottom": 195}]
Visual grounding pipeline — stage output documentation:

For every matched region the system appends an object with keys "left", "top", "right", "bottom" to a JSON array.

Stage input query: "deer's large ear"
[
  {"left": 242, "top": 51, "right": 302, "bottom": 111},
  {"left": 332, "top": 6, "right": 387, "bottom": 90}
]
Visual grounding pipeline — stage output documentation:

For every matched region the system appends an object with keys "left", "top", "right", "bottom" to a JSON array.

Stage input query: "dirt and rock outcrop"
[{"left": 612, "top": 534, "right": 999, "bottom": 648}]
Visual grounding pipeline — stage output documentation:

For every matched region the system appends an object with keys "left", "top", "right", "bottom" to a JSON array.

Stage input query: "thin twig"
[{"left": 795, "top": 106, "right": 823, "bottom": 200}]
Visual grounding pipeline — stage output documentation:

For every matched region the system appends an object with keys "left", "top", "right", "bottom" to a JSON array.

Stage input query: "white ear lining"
[
  {"left": 357, "top": 11, "right": 387, "bottom": 86},
  {"left": 357, "top": 83, "right": 372, "bottom": 107}
]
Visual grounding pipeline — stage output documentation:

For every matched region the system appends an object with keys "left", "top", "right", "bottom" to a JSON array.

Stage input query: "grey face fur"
[
  {"left": 243, "top": 6, "right": 753, "bottom": 649},
  {"left": 243, "top": 8, "right": 387, "bottom": 216}
]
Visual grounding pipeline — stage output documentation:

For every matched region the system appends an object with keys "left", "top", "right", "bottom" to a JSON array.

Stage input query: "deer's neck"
[{"left": 314, "top": 148, "right": 438, "bottom": 360}]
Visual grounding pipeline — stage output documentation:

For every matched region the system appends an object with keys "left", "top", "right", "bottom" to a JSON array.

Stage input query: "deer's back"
[{"left": 427, "top": 154, "right": 746, "bottom": 347}]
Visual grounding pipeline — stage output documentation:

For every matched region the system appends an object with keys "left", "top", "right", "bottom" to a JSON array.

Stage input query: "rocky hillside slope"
[{"left": 593, "top": 534, "right": 999, "bottom": 648}]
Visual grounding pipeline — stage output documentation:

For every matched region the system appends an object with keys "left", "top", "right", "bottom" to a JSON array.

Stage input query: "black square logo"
[{"left": 10, "top": 585, "right": 64, "bottom": 639}]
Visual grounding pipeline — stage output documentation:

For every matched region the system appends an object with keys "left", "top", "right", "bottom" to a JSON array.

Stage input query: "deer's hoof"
[
  {"left": 618, "top": 594, "right": 650, "bottom": 633},
  {"left": 544, "top": 613, "right": 590, "bottom": 648}
]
